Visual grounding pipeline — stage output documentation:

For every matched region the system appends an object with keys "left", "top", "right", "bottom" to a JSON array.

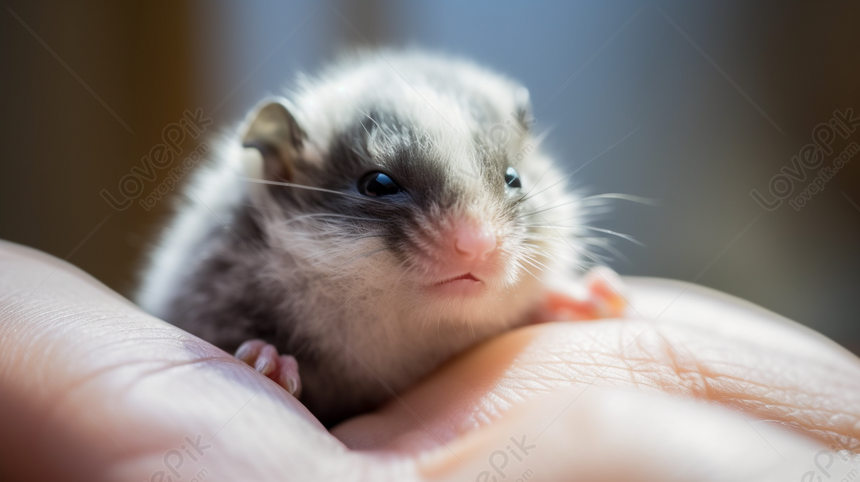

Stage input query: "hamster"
[{"left": 137, "top": 50, "right": 626, "bottom": 426}]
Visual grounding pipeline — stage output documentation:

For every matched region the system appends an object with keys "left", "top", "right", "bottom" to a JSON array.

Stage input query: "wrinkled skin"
[{"left": 0, "top": 240, "right": 858, "bottom": 481}]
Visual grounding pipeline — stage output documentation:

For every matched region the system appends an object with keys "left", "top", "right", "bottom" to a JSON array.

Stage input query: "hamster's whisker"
[
  {"left": 300, "top": 213, "right": 388, "bottom": 223},
  {"left": 522, "top": 234, "right": 573, "bottom": 245},
  {"left": 342, "top": 247, "right": 389, "bottom": 266},
  {"left": 521, "top": 191, "right": 579, "bottom": 213},
  {"left": 577, "top": 193, "right": 656, "bottom": 205},
  {"left": 517, "top": 255, "right": 545, "bottom": 273},
  {"left": 521, "top": 245, "right": 578, "bottom": 268},
  {"left": 296, "top": 242, "right": 345, "bottom": 262},
  {"left": 518, "top": 165, "right": 555, "bottom": 201},
  {"left": 578, "top": 226, "right": 643, "bottom": 246},
  {"left": 270, "top": 212, "right": 388, "bottom": 227},
  {"left": 518, "top": 247, "right": 552, "bottom": 265},
  {"left": 350, "top": 234, "right": 387, "bottom": 240},
  {"left": 517, "top": 199, "right": 579, "bottom": 219},
  {"left": 237, "top": 177, "right": 389, "bottom": 205},
  {"left": 522, "top": 213, "right": 580, "bottom": 225},
  {"left": 300, "top": 234, "right": 386, "bottom": 258},
  {"left": 525, "top": 224, "right": 643, "bottom": 246},
  {"left": 577, "top": 248, "right": 611, "bottom": 265},
  {"left": 516, "top": 261, "right": 545, "bottom": 284},
  {"left": 521, "top": 242, "right": 569, "bottom": 261},
  {"left": 307, "top": 246, "right": 387, "bottom": 267},
  {"left": 517, "top": 169, "right": 579, "bottom": 204},
  {"left": 295, "top": 236, "right": 366, "bottom": 262},
  {"left": 580, "top": 237, "right": 629, "bottom": 264},
  {"left": 518, "top": 192, "right": 654, "bottom": 220},
  {"left": 524, "top": 235, "right": 606, "bottom": 266},
  {"left": 518, "top": 257, "right": 551, "bottom": 282}
]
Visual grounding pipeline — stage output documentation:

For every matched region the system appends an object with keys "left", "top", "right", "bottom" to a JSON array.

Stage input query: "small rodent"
[{"left": 137, "top": 50, "right": 626, "bottom": 426}]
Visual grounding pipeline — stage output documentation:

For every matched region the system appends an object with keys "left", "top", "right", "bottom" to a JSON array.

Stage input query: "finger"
[
  {"left": 418, "top": 387, "right": 859, "bottom": 482},
  {"left": 332, "top": 278, "right": 860, "bottom": 453},
  {"left": 0, "top": 241, "right": 368, "bottom": 481}
]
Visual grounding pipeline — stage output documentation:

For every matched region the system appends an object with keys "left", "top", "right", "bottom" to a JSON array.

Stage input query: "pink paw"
[
  {"left": 235, "top": 340, "right": 302, "bottom": 397},
  {"left": 539, "top": 266, "right": 628, "bottom": 322}
]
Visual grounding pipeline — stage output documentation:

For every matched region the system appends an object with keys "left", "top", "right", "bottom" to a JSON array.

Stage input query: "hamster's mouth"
[
  {"left": 434, "top": 273, "right": 481, "bottom": 285},
  {"left": 428, "top": 272, "right": 485, "bottom": 297}
]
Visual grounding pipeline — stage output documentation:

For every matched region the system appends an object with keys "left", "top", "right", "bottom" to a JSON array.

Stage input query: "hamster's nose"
[{"left": 454, "top": 223, "right": 497, "bottom": 261}]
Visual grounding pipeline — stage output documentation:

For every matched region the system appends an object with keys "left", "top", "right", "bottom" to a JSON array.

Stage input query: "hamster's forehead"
[{"left": 289, "top": 51, "right": 530, "bottom": 171}]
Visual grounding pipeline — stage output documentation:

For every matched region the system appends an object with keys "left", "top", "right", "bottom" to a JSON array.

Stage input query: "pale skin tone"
[{"left": 1, "top": 240, "right": 858, "bottom": 481}]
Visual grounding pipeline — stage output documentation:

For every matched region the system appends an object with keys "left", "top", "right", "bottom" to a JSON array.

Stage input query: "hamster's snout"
[
  {"left": 453, "top": 223, "right": 497, "bottom": 261},
  {"left": 416, "top": 215, "right": 509, "bottom": 297}
]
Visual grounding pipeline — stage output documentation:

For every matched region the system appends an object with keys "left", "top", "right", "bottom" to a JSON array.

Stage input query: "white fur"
[{"left": 137, "top": 135, "right": 253, "bottom": 318}]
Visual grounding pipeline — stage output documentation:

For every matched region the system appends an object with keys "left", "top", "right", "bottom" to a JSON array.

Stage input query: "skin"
[{"left": 1, "top": 239, "right": 858, "bottom": 481}]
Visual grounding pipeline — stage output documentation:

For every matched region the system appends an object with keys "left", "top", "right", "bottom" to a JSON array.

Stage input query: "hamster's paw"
[
  {"left": 235, "top": 339, "right": 302, "bottom": 397},
  {"left": 540, "top": 266, "right": 628, "bottom": 322}
]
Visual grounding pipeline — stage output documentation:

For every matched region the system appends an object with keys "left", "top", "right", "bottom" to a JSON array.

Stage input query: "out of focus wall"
[
  {"left": 1, "top": 1, "right": 193, "bottom": 293},
  {"left": 1, "top": 1, "right": 858, "bottom": 353}
]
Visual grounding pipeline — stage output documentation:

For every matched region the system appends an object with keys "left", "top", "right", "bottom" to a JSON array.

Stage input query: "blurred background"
[{"left": 1, "top": 1, "right": 858, "bottom": 353}]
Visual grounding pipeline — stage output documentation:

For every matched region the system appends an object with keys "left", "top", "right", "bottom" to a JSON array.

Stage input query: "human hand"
[{"left": 1, "top": 240, "right": 857, "bottom": 481}]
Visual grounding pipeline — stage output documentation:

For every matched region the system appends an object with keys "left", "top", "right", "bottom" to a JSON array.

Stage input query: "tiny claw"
[
  {"left": 255, "top": 356, "right": 272, "bottom": 375},
  {"left": 277, "top": 355, "right": 302, "bottom": 398},
  {"left": 254, "top": 344, "right": 279, "bottom": 376}
]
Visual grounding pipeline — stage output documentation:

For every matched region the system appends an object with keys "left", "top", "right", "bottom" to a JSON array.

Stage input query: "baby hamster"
[{"left": 137, "top": 50, "right": 626, "bottom": 425}]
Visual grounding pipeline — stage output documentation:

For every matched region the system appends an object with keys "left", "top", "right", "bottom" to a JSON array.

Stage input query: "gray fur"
[{"left": 137, "top": 50, "right": 586, "bottom": 425}]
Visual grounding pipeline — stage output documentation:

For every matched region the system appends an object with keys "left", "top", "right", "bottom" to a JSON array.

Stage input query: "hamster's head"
[{"left": 241, "top": 52, "right": 584, "bottom": 326}]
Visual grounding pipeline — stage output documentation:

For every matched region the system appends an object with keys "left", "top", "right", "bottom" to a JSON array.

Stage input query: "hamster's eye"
[
  {"left": 505, "top": 167, "right": 522, "bottom": 189},
  {"left": 358, "top": 172, "right": 402, "bottom": 197}
]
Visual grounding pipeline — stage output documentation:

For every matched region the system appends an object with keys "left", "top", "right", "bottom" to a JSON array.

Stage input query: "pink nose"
[{"left": 454, "top": 224, "right": 497, "bottom": 261}]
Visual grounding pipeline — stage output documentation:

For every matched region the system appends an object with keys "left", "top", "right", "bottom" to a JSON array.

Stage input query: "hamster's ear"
[{"left": 242, "top": 99, "right": 305, "bottom": 181}]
